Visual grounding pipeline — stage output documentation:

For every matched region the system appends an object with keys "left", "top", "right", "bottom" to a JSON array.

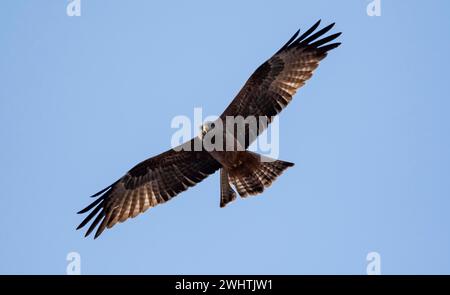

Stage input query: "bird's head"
[{"left": 199, "top": 121, "right": 216, "bottom": 139}]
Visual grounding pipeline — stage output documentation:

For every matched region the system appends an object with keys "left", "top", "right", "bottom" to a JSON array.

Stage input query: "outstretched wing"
[
  {"left": 221, "top": 20, "right": 341, "bottom": 148},
  {"left": 77, "top": 138, "right": 221, "bottom": 238}
]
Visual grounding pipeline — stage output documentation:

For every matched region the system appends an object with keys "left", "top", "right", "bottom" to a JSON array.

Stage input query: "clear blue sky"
[{"left": 1, "top": 1, "right": 449, "bottom": 274}]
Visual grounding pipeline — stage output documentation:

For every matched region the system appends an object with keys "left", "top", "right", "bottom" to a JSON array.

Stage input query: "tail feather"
[
  {"left": 220, "top": 169, "right": 237, "bottom": 207},
  {"left": 227, "top": 152, "right": 294, "bottom": 198}
]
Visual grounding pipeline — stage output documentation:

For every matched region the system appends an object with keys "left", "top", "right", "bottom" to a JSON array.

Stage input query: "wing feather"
[
  {"left": 221, "top": 21, "right": 341, "bottom": 149},
  {"left": 77, "top": 138, "right": 221, "bottom": 238}
]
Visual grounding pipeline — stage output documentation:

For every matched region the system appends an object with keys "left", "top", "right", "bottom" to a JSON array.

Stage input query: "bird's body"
[
  {"left": 200, "top": 121, "right": 246, "bottom": 170},
  {"left": 77, "top": 20, "right": 341, "bottom": 238}
]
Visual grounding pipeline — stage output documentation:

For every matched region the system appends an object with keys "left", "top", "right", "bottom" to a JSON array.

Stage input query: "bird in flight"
[{"left": 77, "top": 20, "right": 341, "bottom": 238}]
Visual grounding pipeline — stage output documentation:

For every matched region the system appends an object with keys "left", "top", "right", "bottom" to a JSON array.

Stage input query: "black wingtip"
[
  {"left": 276, "top": 29, "right": 301, "bottom": 54},
  {"left": 89, "top": 180, "right": 119, "bottom": 198},
  {"left": 76, "top": 198, "right": 105, "bottom": 235},
  {"left": 299, "top": 22, "right": 335, "bottom": 46},
  {"left": 77, "top": 208, "right": 88, "bottom": 214},
  {"left": 318, "top": 42, "right": 341, "bottom": 52},
  {"left": 77, "top": 195, "right": 105, "bottom": 214},
  {"left": 84, "top": 210, "right": 105, "bottom": 238},
  {"left": 276, "top": 20, "right": 341, "bottom": 54},
  {"left": 90, "top": 185, "right": 110, "bottom": 198},
  {"left": 309, "top": 32, "right": 342, "bottom": 48},
  {"left": 294, "top": 20, "right": 322, "bottom": 45}
]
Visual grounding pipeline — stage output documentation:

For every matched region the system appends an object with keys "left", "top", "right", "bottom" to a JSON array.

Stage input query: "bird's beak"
[{"left": 199, "top": 125, "right": 206, "bottom": 139}]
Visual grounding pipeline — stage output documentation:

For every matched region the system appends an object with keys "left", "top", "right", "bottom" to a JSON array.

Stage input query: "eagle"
[{"left": 77, "top": 20, "right": 341, "bottom": 238}]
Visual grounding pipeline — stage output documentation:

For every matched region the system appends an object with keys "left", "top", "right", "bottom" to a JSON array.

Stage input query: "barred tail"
[{"left": 227, "top": 151, "right": 294, "bottom": 198}]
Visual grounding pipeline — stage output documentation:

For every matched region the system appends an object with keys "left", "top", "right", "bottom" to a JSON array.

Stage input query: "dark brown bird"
[{"left": 77, "top": 20, "right": 341, "bottom": 238}]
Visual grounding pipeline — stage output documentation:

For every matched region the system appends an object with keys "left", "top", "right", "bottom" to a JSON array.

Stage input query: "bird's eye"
[{"left": 210, "top": 123, "right": 215, "bottom": 129}]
